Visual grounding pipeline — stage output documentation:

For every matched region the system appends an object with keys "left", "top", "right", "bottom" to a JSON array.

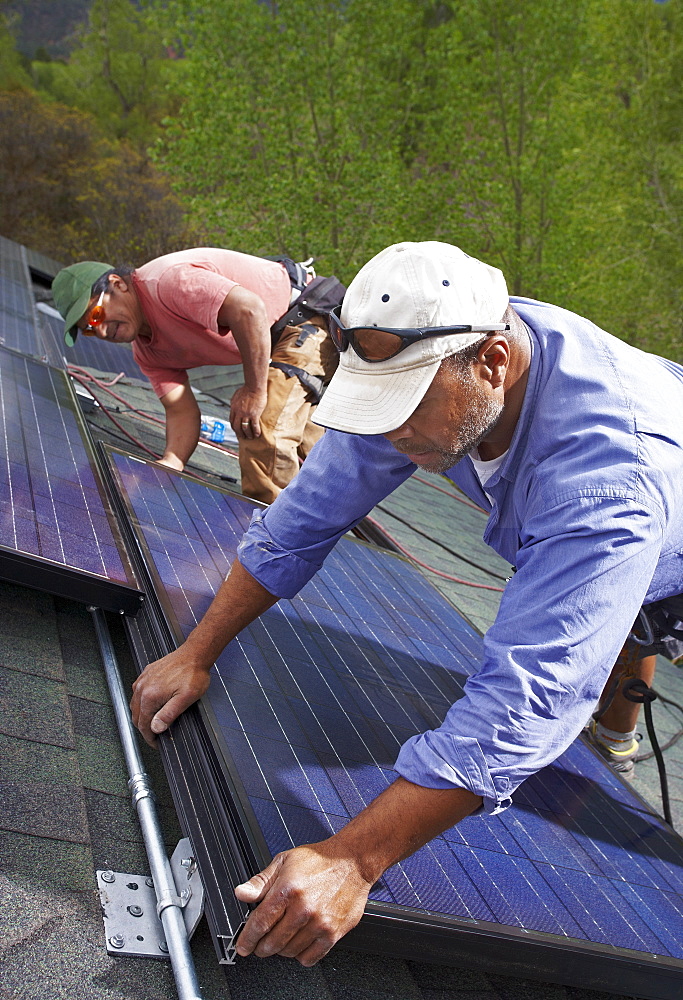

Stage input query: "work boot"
[{"left": 584, "top": 719, "right": 641, "bottom": 778}]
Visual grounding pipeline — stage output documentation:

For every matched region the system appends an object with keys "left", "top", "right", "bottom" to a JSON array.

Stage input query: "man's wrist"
[
  {"left": 321, "top": 824, "right": 393, "bottom": 887},
  {"left": 159, "top": 453, "right": 185, "bottom": 471}
]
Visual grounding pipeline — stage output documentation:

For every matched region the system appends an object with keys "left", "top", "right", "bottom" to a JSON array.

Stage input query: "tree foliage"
[
  {"left": 153, "top": 0, "right": 434, "bottom": 274},
  {"left": 2, "top": 0, "right": 682, "bottom": 359},
  {"left": 32, "top": 0, "right": 182, "bottom": 150},
  {"left": 556, "top": 0, "right": 683, "bottom": 357},
  {"left": 149, "top": 0, "right": 682, "bottom": 359},
  {"left": 0, "top": 89, "right": 189, "bottom": 264},
  {"left": 0, "top": 13, "right": 32, "bottom": 90}
]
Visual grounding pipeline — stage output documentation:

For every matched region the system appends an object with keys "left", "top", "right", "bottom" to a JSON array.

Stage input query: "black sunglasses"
[{"left": 327, "top": 307, "right": 509, "bottom": 363}]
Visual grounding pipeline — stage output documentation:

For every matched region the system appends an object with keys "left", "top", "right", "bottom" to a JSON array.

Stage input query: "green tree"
[
  {"left": 403, "top": 0, "right": 587, "bottom": 297},
  {"left": 153, "top": 0, "right": 438, "bottom": 277},
  {"left": 0, "top": 12, "right": 32, "bottom": 90},
  {"left": 556, "top": 0, "right": 683, "bottom": 359},
  {"left": 0, "top": 89, "right": 190, "bottom": 263},
  {"left": 32, "top": 0, "right": 181, "bottom": 150}
]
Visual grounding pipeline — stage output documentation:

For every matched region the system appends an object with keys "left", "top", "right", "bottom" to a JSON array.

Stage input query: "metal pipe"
[{"left": 89, "top": 607, "right": 203, "bottom": 1000}]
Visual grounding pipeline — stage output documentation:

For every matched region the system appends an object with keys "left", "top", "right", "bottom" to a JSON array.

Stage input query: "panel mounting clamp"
[{"left": 97, "top": 838, "right": 205, "bottom": 959}]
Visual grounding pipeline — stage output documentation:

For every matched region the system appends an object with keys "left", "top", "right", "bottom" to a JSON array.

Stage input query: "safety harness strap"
[{"left": 269, "top": 361, "right": 325, "bottom": 404}]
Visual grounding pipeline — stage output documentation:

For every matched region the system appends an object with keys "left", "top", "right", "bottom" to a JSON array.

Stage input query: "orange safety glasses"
[{"left": 83, "top": 292, "right": 106, "bottom": 336}]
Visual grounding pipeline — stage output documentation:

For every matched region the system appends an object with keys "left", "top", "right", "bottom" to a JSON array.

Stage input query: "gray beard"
[{"left": 414, "top": 398, "right": 504, "bottom": 474}]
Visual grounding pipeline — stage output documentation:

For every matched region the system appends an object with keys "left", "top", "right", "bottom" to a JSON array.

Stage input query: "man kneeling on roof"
[
  {"left": 52, "top": 249, "right": 344, "bottom": 504},
  {"left": 129, "top": 241, "right": 683, "bottom": 967}
]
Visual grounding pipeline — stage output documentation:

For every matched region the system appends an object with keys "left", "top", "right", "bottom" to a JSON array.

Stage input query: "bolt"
[
  {"left": 101, "top": 871, "right": 115, "bottom": 883},
  {"left": 109, "top": 934, "right": 125, "bottom": 950},
  {"left": 145, "top": 877, "right": 154, "bottom": 888},
  {"left": 159, "top": 940, "right": 168, "bottom": 954},
  {"left": 180, "top": 858, "right": 192, "bottom": 869},
  {"left": 127, "top": 905, "right": 143, "bottom": 917},
  {"left": 180, "top": 888, "right": 190, "bottom": 902}
]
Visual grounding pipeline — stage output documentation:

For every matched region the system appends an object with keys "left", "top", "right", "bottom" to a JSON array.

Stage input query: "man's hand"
[
  {"left": 129, "top": 561, "right": 279, "bottom": 746},
  {"left": 233, "top": 779, "right": 482, "bottom": 965},
  {"left": 234, "top": 842, "right": 372, "bottom": 966},
  {"left": 130, "top": 647, "right": 212, "bottom": 746},
  {"left": 218, "top": 285, "right": 272, "bottom": 442},
  {"left": 230, "top": 385, "right": 268, "bottom": 440}
]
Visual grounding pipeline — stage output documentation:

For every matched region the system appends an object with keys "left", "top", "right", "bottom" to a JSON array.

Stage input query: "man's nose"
[{"left": 384, "top": 421, "right": 412, "bottom": 442}]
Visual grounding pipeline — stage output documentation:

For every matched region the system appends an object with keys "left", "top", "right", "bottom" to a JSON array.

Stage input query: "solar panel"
[
  {"left": 24, "top": 245, "right": 63, "bottom": 282},
  {"left": 0, "top": 236, "right": 43, "bottom": 358},
  {"left": 37, "top": 302, "right": 145, "bottom": 381},
  {"left": 106, "top": 448, "right": 683, "bottom": 998},
  {"left": 0, "top": 346, "right": 141, "bottom": 613}
]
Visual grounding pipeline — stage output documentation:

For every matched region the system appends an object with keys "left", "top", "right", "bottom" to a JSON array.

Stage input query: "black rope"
[
  {"left": 635, "top": 689, "right": 683, "bottom": 761},
  {"left": 622, "top": 678, "right": 673, "bottom": 827}
]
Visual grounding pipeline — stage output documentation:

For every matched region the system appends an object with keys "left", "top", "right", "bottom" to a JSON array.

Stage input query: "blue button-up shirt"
[{"left": 238, "top": 298, "right": 683, "bottom": 813}]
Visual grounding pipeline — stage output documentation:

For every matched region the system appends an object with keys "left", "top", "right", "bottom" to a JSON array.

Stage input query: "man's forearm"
[
  {"left": 158, "top": 383, "right": 202, "bottom": 470},
  {"left": 329, "top": 778, "right": 482, "bottom": 883},
  {"left": 161, "top": 408, "right": 201, "bottom": 469},
  {"left": 219, "top": 288, "right": 271, "bottom": 393},
  {"left": 183, "top": 559, "right": 279, "bottom": 666}
]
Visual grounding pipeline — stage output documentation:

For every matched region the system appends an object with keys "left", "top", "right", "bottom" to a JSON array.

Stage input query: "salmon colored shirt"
[{"left": 131, "top": 248, "right": 291, "bottom": 398}]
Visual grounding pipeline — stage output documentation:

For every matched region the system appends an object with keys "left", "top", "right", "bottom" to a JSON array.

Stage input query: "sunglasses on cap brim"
[{"left": 327, "top": 307, "right": 509, "bottom": 363}]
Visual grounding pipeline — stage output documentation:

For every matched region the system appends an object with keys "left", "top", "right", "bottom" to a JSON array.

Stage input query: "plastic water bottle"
[{"left": 199, "top": 415, "right": 227, "bottom": 443}]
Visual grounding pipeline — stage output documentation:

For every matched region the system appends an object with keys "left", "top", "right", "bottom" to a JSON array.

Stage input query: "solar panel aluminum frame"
[
  {"left": 98, "top": 444, "right": 256, "bottom": 963},
  {"left": 0, "top": 349, "right": 142, "bottom": 614},
  {"left": 103, "top": 447, "right": 683, "bottom": 999}
]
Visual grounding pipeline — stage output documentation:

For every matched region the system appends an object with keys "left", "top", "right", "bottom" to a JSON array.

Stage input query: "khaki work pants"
[{"left": 239, "top": 322, "right": 338, "bottom": 505}]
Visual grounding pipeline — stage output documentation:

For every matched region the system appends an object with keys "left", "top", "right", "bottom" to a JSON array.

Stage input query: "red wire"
[
  {"left": 364, "top": 515, "right": 504, "bottom": 592},
  {"left": 69, "top": 371, "right": 161, "bottom": 460},
  {"left": 412, "top": 473, "right": 488, "bottom": 514},
  {"left": 68, "top": 366, "right": 240, "bottom": 460},
  {"left": 69, "top": 367, "right": 498, "bottom": 588}
]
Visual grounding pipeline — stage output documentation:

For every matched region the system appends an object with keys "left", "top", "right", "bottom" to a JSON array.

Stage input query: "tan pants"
[{"left": 239, "top": 322, "right": 338, "bottom": 505}]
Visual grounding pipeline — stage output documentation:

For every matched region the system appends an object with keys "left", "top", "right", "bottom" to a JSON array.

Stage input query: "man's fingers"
[
  {"left": 234, "top": 856, "right": 291, "bottom": 956},
  {"left": 129, "top": 655, "right": 212, "bottom": 746},
  {"left": 285, "top": 934, "right": 335, "bottom": 967},
  {"left": 235, "top": 854, "right": 284, "bottom": 905}
]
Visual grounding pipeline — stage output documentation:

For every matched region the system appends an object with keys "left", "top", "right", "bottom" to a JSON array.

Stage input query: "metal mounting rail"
[{"left": 89, "top": 606, "right": 203, "bottom": 1000}]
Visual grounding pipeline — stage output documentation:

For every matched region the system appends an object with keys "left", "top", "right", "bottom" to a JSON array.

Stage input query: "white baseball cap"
[{"left": 314, "top": 241, "right": 509, "bottom": 435}]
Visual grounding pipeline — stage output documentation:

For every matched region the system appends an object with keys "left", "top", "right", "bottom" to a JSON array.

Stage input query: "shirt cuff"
[
  {"left": 237, "top": 510, "right": 322, "bottom": 598},
  {"left": 394, "top": 731, "right": 513, "bottom": 815}
]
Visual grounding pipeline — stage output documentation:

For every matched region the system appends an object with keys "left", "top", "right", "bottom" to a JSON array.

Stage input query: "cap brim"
[
  {"left": 313, "top": 360, "right": 440, "bottom": 434},
  {"left": 62, "top": 290, "right": 93, "bottom": 346}
]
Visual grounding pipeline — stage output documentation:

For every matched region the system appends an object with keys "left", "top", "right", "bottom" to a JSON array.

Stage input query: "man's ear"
[
  {"left": 108, "top": 273, "right": 128, "bottom": 293},
  {"left": 478, "top": 336, "right": 509, "bottom": 389}
]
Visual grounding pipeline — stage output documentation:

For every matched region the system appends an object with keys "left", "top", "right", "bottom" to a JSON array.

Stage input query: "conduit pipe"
[{"left": 89, "top": 606, "right": 204, "bottom": 1000}]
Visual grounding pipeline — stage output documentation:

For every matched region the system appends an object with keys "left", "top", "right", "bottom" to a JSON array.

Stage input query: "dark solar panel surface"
[
  {"left": 0, "top": 347, "right": 138, "bottom": 590},
  {"left": 0, "top": 236, "right": 43, "bottom": 358},
  {"left": 109, "top": 451, "right": 683, "bottom": 974},
  {"left": 37, "top": 304, "right": 145, "bottom": 380}
]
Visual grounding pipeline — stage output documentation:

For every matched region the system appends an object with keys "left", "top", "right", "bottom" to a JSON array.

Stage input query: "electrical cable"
[
  {"left": 364, "top": 515, "right": 504, "bottom": 592},
  {"left": 635, "top": 688, "right": 683, "bottom": 761},
  {"left": 74, "top": 368, "right": 502, "bottom": 588},
  {"left": 622, "top": 678, "right": 673, "bottom": 827},
  {"left": 69, "top": 372, "right": 161, "bottom": 460},
  {"left": 373, "top": 502, "right": 509, "bottom": 582},
  {"left": 69, "top": 366, "right": 241, "bottom": 460},
  {"left": 413, "top": 473, "right": 488, "bottom": 514}
]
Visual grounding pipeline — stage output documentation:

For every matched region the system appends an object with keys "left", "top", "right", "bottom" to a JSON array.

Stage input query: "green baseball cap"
[{"left": 52, "top": 261, "right": 113, "bottom": 347}]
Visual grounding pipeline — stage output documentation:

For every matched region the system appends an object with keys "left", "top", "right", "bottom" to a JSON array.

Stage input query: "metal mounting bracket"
[{"left": 97, "top": 838, "right": 204, "bottom": 959}]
